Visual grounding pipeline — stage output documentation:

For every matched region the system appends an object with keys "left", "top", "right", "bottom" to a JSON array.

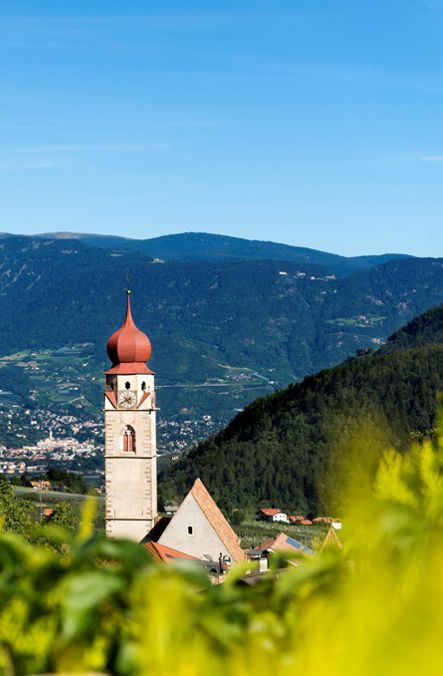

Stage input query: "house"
[
  {"left": 312, "top": 516, "right": 333, "bottom": 524},
  {"left": 158, "top": 478, "right": 245, "bottom": 570},
  {"left": 30, "top": 480, "right": 51, "bottom": 491},
  {"left": 259, "top": 532, "right": 313, "bottom": 557},
  {"left": 288, "top": 515, "right": 306, "bottom": 524},
  {"left": 247, "top": 532, "right": 313, "bottom": 572},
  {"left": 164, "top": 502, "right": 179, "bottom": 515},
  {"left": 256, "top": 508, "right": 289, "bottom": 523}
]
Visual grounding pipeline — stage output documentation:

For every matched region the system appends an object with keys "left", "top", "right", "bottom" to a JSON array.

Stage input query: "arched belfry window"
[{"left": 122, "top": 425, "right": 136, "bottom": 453}]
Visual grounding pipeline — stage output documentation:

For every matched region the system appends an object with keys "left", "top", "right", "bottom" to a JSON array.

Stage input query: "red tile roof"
[
  {"left": 313, "top": 516, "right": 333, "bottom": 523},
  {"left": 144, "top": 541, "right": 198, "bottom": 563},
  {"left": 191, "top": 478, "right": 245, "bottom": 562},
  {"left": 258, "top": 508, "right": 282, "bottom": 517},
  {"left": 300, "top": 519, "right": 313, "bottom": 525}
]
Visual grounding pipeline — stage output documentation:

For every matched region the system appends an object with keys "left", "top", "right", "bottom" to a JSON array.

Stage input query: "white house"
[{"left": 256, "top": 508, "right": 289, "bottom": 523}]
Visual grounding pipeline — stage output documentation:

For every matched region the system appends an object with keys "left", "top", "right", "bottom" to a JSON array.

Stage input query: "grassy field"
[{"left": 14, "top": 486, "right": 103, "bottom": 502}]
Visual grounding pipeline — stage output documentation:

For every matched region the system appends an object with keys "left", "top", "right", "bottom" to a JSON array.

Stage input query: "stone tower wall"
[{"left": 104, "top": 373, "right": 157, "bottom": 541}]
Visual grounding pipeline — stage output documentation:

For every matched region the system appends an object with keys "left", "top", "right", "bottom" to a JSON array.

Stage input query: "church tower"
[{"left": 104, "top": 290, "right": 157, "bottom": 541}]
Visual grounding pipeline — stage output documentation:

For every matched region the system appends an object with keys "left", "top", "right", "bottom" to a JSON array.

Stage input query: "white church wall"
[{"left": 158, "top": 492, "right": 232, "bottom": 565}]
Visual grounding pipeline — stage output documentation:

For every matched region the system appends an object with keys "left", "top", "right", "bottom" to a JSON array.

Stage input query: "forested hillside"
[
  {"left": 381, "top": 303, "right": 443, "bottom": 352},
  {"left": 160, "top": 304, "right": 443, "bottom": 514}
]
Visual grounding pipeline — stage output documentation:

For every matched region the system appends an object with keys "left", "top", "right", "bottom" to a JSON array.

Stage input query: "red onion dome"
[{"left": 106, "top": 291, "right": 153, "bottom": 374}]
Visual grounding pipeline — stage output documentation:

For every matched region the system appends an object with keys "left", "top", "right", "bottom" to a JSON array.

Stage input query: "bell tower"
[{"left": 104, "top": 290, "right": 157, "bottom": 541}]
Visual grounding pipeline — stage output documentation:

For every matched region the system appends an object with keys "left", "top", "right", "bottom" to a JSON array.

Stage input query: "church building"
[{"left": 104, "top": 292, "right": 244, "bottom": 567}]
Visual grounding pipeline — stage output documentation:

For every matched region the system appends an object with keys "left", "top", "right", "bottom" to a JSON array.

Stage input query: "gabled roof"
[
  {"left": 191, "top": 478, "right": 245, "bottom": 561},
  {"left": 260, "top": 532, "right": 313, "bottom": 556},
  {"left": 258, "top": 508, "right": 283, "bottom": 516},
  {"left": 144, "top": 541, "right": 198, "bottom": 563}
]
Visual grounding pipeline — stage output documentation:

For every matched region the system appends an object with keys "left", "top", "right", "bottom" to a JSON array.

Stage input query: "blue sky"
[{"left": 1, "top": 0, "right": 443, "bottom": 256}]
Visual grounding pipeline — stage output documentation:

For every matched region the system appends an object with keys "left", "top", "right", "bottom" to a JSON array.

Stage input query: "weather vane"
[{"left": 126, "top": 272, "right": 131, "bottom": 295}]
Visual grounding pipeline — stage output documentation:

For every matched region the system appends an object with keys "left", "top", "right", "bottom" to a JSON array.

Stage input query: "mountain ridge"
[{"left": 1, "top": 231, "right": 412, "bottom": 275}]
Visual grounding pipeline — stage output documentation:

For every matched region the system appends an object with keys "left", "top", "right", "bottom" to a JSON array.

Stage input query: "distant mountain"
[
  {"left": 0, "top": 234, "right": 439, "bottom": 451},
  {"left": 31, "top": 231, "right": 412, "bottom": 276},
  {"left": 160, "top": 303, "right": 443, "bottom": 515}
]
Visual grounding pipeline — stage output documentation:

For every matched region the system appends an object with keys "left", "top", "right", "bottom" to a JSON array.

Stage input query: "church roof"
[
  {"left": 144, "top": 541, "right": 198, "bottom": 563},
  {"left": 106, "top": 290, "right": 153, "bottom": 375},
  {"left": 190, "top": 478, "right": 245, "bottom": 562}
]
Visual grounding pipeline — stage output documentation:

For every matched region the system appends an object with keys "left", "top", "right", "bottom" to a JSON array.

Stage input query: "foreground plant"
[{"left": 2, "top": 428, "right": 443, "bottom": 674}]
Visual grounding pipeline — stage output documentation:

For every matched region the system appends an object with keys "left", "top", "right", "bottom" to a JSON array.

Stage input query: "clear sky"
[{"left": 1, "top": 0, "right": 443, "bottom": 256}]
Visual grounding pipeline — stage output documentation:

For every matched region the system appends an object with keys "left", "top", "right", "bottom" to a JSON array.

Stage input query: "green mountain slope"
[{"left": 160, "top": 304, "right": 443, "bottom": 514}]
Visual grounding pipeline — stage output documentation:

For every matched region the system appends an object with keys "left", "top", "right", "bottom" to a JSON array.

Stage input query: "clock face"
[{"left": 118, "top": 390, "right": 137, "bottom": 409}]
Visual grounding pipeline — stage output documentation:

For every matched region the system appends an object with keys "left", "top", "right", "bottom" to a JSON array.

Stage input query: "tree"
[{"left": 0, "top": 478, "right": 33, "bottom": 535}]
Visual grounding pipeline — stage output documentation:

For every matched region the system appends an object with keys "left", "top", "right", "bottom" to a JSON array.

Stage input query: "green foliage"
[
  {"left": 0, "top": 479, "right": 34, "bottom": 535},
  {"left": 3, "top": 433, "right": 443, "bottom": 673},
  {"left": 383, "top": 303, "right": 443, "bottom": 352},
  {"left": 46, "top": 468, "right": 89, "bottom": 495},
  {"left": 51, "top": 501, "right": 77, "bottom": 531}
]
